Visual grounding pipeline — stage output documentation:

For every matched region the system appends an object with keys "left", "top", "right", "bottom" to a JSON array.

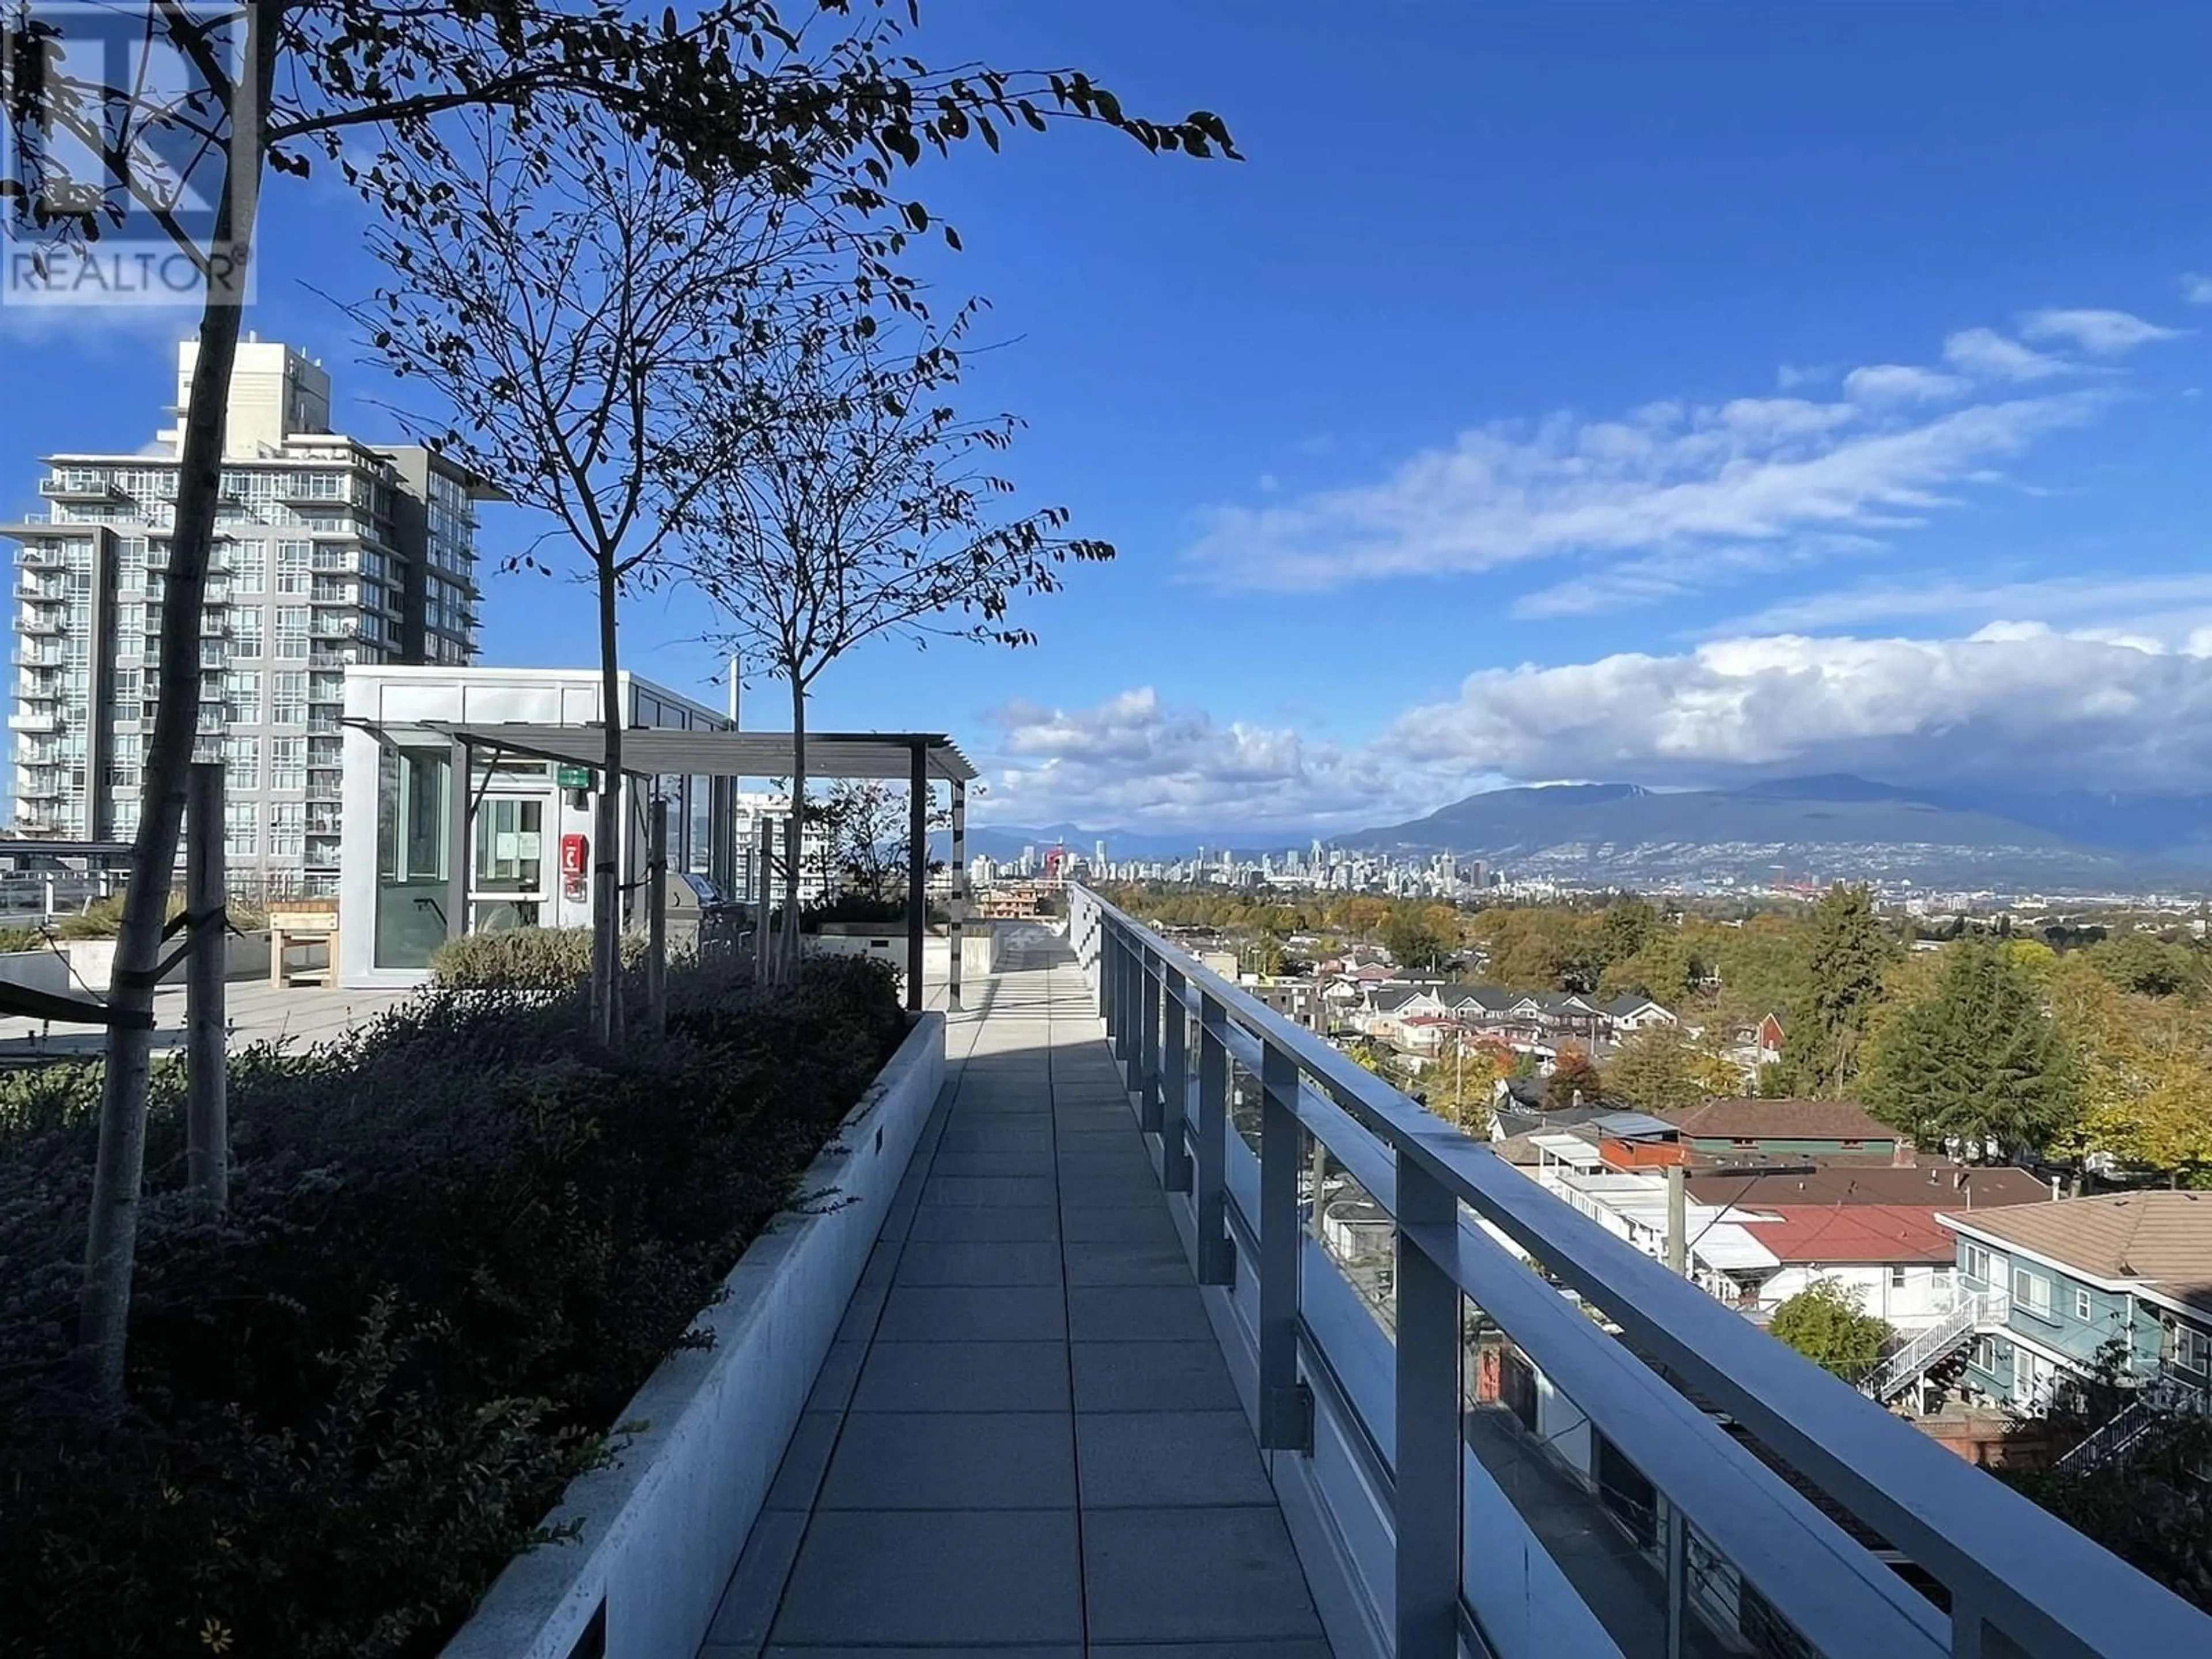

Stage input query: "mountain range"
[
  {"left": 961, "top": 777, "right": 2212, "bottom": 893},
  {"left": 1337, "top": 776, "right": 2212, "bottom": 892}
]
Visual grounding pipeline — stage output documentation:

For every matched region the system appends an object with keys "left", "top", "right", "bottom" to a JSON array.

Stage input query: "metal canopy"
[{"left": 421, "top": 722, "right": 977, "bottom": 783}]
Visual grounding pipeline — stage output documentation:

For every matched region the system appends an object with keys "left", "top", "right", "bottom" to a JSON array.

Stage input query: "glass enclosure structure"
[{"left": 340, "top": 666, "right": 732, "bottom": 987}]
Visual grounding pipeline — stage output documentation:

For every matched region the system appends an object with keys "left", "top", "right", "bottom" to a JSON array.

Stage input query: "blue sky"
[{"left": 7, "top": 2, "right": 2212, "bottom": 834}]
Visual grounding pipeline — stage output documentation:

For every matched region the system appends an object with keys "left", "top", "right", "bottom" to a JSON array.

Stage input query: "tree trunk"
[
  {"left": 590, "top": 558, "right": 625, "bottom": 1043},
  {"left": 783, "top": 675, "right": 806, "bottom": 979},
  {"left": 77, "top": 7, "right": 273, "bottom": 1404}
]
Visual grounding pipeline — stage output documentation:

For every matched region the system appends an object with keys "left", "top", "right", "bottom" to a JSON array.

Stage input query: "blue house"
[{"left": 1934, "top": 1191, "right": 2212, "bottom": 1413}]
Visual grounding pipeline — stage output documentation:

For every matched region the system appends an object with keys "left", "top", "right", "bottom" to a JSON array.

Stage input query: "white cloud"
[
  {"left": 2184, "top": 274, "right": 2212, "bottom": 306},
  {"left": 1184, "top": 307, "right": 2186, "bottom": 598},
  {"left": 1842, "top": 363, "right": 1971, "bottom": 404},
  {"left": 1719, "top": 573, "right": 2212, "bottom": 636},
  {"left": 1940, "top": 327, "right": 2071, "bottom": 381},
  {"left": 1512, "top": 534, "right": 1878, "bottom": 619},
  {"left": 1776, "top": 363, "right": 1834, "bottom": 389},
  {"left": 982, "top": 631, "right": 2212, "bottom": 830},
  {"left": 978, "top": 688, "right": 1424, "bottom": 831},
  {"left": 1378, "top": 628, "right": 2212, "bottom": 794},
  {"left": 2018, "top": 307, "right": 2186, "bottom": 354},
  {"left": 1183, "top": 387, "right": 2098, "bottom": 592}
]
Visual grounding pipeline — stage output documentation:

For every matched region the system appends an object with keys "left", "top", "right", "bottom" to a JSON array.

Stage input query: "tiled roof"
[
  {"left": 1944, "top": 1190, "right": 2212, "bottom": 1313},
  {"left": 1738, "top": 1205, "right": 1955, "bottom": 1265},
  {"left": 1658, "top": 1097, "right": 1897, "bottom": 1143}
]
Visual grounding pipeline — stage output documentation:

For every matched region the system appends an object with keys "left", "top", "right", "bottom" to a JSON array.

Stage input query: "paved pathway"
[
  {"left": 0, "top": 979, "right": 416, "bottom": 1059},
  {"left": 700, "top": 939, "right": 1336, "bottom": 1658}
]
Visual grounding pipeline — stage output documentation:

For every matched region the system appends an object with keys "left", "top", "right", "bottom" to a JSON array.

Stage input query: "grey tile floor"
[{"left": 700, "top": 941, "right": 1335, "bottom": 1659}]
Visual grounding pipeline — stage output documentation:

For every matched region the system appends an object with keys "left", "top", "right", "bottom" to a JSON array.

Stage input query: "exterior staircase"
[
  {"left": 2054, "top": 1375, "right": 2208, "bottom": 1472},
  {"left": 1865, "top": 1282, "right": 2007, "bottom": 1403}
]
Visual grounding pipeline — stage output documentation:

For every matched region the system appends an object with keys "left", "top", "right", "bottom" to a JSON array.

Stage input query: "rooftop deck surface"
[{"left": 699, "top": 938, "right": 1336, "bottom": 1658}]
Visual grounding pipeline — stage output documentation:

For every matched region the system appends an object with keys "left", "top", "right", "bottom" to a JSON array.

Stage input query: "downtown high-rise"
[{"left": 4, "top": 338, "right": 490, "bottom": 894}]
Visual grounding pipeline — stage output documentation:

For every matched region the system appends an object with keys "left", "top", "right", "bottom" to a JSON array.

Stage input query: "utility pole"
[{"left": 1665, "top": 1161, "right": 1687, "bottom": 1277}]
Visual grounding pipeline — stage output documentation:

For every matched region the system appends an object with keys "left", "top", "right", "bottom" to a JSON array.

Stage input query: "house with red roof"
[{"left": 1736, "top": 1204, "right": 1963, "bottom": 1332}]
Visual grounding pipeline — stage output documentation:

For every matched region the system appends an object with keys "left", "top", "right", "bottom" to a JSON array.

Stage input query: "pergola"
[{"left": 423, "top": 722, "right": 977, "bottom": 1011}]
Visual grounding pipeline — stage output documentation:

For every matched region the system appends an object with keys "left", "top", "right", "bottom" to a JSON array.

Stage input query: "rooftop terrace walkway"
[{"left": 699, "top": 937, "right": 1336, "bottom": 1658}]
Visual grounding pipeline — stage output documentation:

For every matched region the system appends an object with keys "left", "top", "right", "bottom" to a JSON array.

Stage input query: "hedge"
[
  {"left": 0, "top": 953, "right": 907, "bottom": 1657},
  {"left": 429, "top": 924, "right": 648, "bottom": 990}
]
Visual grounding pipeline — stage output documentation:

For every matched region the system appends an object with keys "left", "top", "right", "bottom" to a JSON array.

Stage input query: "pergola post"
[
  {"left": 949, "top": 779, "right": 966, "bottom": 1012},
  {"left": 646, "top": 796, "right": 668, "bottom": 1032},
  {"left": 445, "top": 737, "right": 471, "bottom": 945},
  {"left": 906, "top": 740, "right": 927, "bottom": 1013}
]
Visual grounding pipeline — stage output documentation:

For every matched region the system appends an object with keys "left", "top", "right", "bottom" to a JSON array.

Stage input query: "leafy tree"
[
  {"left": 809, "top": 779, "right": 946, "bottom": 904},
  {"left": 1768, "top": 1278, "right": 1891, "bottom": 1381},
  {"left": 2049, "top": 958, "right": 2212, "bottom": 1183},
  {"left": 1600, "top": 931, "right": 1693, "bottom": 1006},
  {"left": 1863, "top": 941, "right": 2077, "bottom": 1161},
  {"left": 358, "top": 106, "right": 809, "bottom": 1040},
  {"left": 1605, "top": 1027, "right": 1737, "bottom": 1113},
  {"left": 687, "top": 293, "right": 1112, "bottom": 973},
  {"left": 2087, "top": 931, "right": 2198, "bottom": 998},
  {"left": 2003, "top": 1342, "right": 2212, "bottom": 1608},
  {"left": 1801, "top": 884, "right": 1893, "bottom": 1096},
  {"left": 1597, "top": 897, "right": 1657, "bottom": 968},
  {"left": 1545, "top": 1044, "right": 1603, "bottom": 1110},
  {"left": 1383, "top": 908, "right": 1453, "bottom": 973},
  {"left": 1425, "top": 1037, "right": 1506, "bottom": 1132}
]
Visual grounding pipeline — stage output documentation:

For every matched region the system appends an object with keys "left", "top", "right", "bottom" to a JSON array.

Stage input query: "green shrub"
[
  {"left": 0, "top": 953, "right": 906, "bottom": 1657},
  {"left": 46, "top": 892, "right": 268, "bottom": 940},
  {"left": 429, "top": 925, "right": 647, "bottom": 989},
  {"left": 0, "top": 923, "right": 47, "bottom": 954}
]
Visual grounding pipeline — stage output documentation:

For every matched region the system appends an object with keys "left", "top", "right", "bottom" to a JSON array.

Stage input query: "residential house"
[
  {"left": 1937, "top": 1191, "right": 2212, "bottom": 1414},
  {"left": 1735, "top": 1206, "right": 1961, "bottom": 1334},
  {"left": 1600, "top": 993, "right": 1678, "bottom": 1033},
  {"left": 1654, "top": 1098, "right": 1904, "bottom": 1163}
]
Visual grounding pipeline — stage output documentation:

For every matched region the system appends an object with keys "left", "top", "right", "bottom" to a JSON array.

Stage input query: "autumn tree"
[
  {"left": 1546, "top": 1044, "right": 1604, "bottom": 1110},
  {"left": 2050, "top": 957, "right": 2212, "bottom": 1183},
  {"left": 1863, "top": 941, "right": 2077, "bottom": 1161},
  {"left": 1605, "top": 1026, "right": 1738, "bottom": 1113}
]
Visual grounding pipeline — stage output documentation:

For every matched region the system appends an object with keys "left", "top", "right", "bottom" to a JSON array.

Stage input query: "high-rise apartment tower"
[{"left": 4, "top": 338, "right": 491, "bottom": 893}]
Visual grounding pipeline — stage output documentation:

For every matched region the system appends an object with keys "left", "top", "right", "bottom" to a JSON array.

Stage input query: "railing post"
[
  {"left": 1110, "top": 931, "right": 1132, "bottom": 1068},
  {"left": 1395, "top": 1155, "right": 1460, "bottom": 1658},
  {"left": 1194, "top": 990, "right": 1235, "bottom": 1285},
  {"left": 1664, "top": 1501, "right": 1689, "bottom": 1659},
  {"left": 1138, "top": 944, "right": 1162, "bottom": 1134},
  {"left": 1160, "top": 964, "right": 1191, "bottom": 1192},
  {"left": 1257, "top": 1037, "right": 1312, "bottom": 1453},
  {"left": 1098, "top": 915, "right": 1116, "bottom": 1025}
]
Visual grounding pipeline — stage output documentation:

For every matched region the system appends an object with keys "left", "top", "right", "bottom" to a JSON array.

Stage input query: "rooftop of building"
[
  {"left": 1941, "top": 1188, "right": 2212, "bottom": 1313},
  {"left": 1736, "top": 1204, "right": 1957, "bottom": 1266},
  {"left": 1656, "top": 1096, "right": 1900, "bottom": 1143}
]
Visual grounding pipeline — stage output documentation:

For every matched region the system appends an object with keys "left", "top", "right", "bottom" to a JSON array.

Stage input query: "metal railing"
[
  {"left": 1069, "top": 885, "right": 2210, "bottom": 1659},
  {"left": 2055, "top": 1372, "right": 2211, "bottom": 1473},
  {"left": 1865, "top": 1279, "right": 2008, "bottom": 1402}
]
